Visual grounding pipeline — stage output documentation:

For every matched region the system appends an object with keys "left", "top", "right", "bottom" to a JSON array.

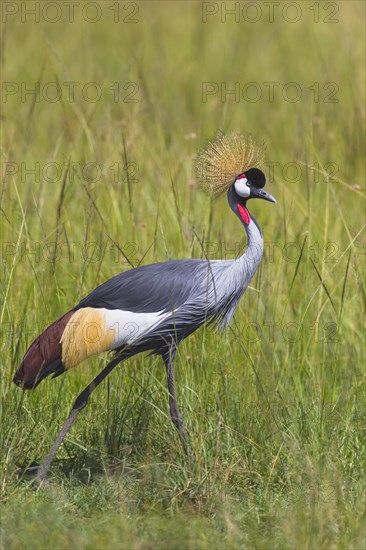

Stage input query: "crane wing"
[
  {"left": 14, "top": 259, "right": 220, "bottom": 388},
  {"left": 74, "top": 259, "right": 207, "bottom": 314}
]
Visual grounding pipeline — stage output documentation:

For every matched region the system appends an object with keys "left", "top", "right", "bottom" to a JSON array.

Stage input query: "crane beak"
[{"left": 249, "top": 187, "right": 277, "bottom": 203}]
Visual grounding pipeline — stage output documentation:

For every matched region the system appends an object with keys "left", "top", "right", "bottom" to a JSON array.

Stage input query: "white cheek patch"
[{"left": 234, "top": 178, "right": 250, "bottom": 197}]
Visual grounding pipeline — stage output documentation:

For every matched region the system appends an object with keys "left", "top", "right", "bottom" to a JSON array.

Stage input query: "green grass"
[{"left": 1, "top": 2, "right": 365, "bottom": 548}]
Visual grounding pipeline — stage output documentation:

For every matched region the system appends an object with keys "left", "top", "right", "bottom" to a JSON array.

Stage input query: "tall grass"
[{"left": 1, "top": 2, "right": 365, "bottom": 548}]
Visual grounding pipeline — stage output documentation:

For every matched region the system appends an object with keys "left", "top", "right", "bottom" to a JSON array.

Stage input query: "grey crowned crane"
[{"left": 13, "top": 132, "right": 276, "bottom": 481}]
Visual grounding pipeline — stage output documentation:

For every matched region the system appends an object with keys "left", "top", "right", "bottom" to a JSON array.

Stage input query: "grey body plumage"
[{"left": 75, "top": 204, "right": 263, "bottom": 356}]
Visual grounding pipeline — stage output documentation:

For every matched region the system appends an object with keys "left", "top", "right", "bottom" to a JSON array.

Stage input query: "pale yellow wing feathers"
[{"left": 61, "top": 308, "right": 115, "bottom": 369}]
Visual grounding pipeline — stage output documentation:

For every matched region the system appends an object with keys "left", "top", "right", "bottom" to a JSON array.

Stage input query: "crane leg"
[
  {"left": 34, "top": 353, "right": 125, "bottom": 485},
  {"left": 163, "top": 346, "right": 193, "bottom": 460}
]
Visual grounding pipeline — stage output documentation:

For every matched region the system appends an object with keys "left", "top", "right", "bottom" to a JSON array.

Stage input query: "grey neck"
[
  {"left": 236, "top": 212, "right": 264, "bottom": 282},
  {"left": 226, "top": 189, "right": 264, "bottom": 282}
]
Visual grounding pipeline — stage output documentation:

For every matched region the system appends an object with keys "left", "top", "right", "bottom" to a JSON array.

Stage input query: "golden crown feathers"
[{"left": 195, "top": 131, "right": 266, "bottom": 198}]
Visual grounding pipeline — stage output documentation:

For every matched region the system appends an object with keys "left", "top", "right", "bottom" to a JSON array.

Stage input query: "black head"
[
  {"left": 230, "top": 168, "right": 276, "bottom": 204},
  {"left": 244, "top": 168, "right": 266, "bottom": 188},
  {"left": 227, "top": 167, "right": 276, "bottom": 224}
]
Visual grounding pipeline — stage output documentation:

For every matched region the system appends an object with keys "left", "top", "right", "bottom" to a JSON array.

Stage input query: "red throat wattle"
[{"left": 237, "top": 204, "right": 251, "bottom": 225}]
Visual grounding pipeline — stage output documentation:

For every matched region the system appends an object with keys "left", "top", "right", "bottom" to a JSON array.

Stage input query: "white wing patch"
[{"left": 103, "top": 308, "right": 171, "bottom": 348}]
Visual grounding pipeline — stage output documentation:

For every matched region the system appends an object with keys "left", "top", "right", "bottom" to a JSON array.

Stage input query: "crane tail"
[
  {"left": 13, "top": 311, "right": 74, "bottom": 390},
  {"left": 13, "top": 307, "right": 119, "bottom": 390}
]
